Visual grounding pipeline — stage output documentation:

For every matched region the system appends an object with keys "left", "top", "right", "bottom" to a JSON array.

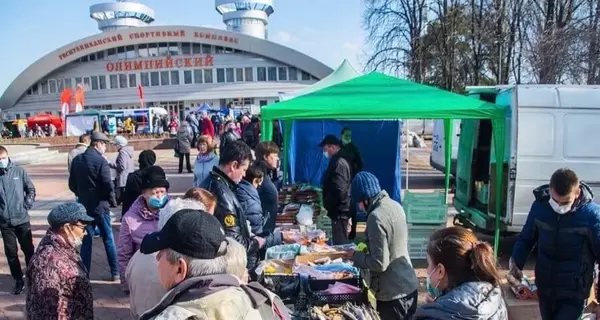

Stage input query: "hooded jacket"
[
  {"left": 117, "top": 195, "right": 160, "bottom": 290},
  {"left": 0, "top": 161, "right": 36, "bottom": 227},
  {"left": 236, "top": 180, "right": 282, "bottom": 249},
  {"left": 194, "top": 152, "right": 220, "bottom": 187},
  {"left": 511, "top": 182, "right": 600, "bottom": 300},
  {"left": 413, "top": 282, "right": 507, "bottom": 320},
  {"left": 113, "top": 145, "right": 134, "bottom": 188}
]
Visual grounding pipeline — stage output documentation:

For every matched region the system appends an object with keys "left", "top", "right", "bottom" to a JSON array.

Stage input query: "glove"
[{"left": 507, "top": 257, "right": 523, "bottom": 285}]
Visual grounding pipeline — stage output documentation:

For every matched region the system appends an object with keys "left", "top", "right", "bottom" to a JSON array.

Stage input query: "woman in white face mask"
[
  {"left": 25, "top": 202, "right": 95, "bottom": 319},
  {"left": 413, "top": 226, "right": 507, "bottom": 320}
]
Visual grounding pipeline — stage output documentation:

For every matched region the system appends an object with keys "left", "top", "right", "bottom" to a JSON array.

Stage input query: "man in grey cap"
[
  {"left": 69, "top": 131, "right": 120, "bottom": 281},
  {"left": 26, "top": 202, "right": 95, "bottom": 319}
]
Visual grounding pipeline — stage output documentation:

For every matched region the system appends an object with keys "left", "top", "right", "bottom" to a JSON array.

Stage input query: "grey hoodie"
[
  {"left": 113, "top": 145, "right": 134, "bottom": 187},
  {"left": 413, "top": 282, "right": 507, "bottom": 320}
]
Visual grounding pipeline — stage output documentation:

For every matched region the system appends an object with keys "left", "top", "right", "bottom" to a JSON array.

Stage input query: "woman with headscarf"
[
  {"left": 117, "top": 166, "right": 170, "bottom": 294},
  {"left": 121, "top": 150, "right": 157, "bottom": 215},
  {"left": 26, "top": 202, "right": 95, "bottom": 319},
  {"left": 175, "top": 120, "right": 193, "bottom": 173}
]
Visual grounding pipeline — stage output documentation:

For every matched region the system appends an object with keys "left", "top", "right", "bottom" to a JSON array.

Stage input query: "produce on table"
[{"left": 310, "top": 303, "right": 380, "bottom": 320}]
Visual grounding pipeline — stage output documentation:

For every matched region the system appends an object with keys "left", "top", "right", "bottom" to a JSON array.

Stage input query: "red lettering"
[
  {"left": 106, "top": 62, "right": 115, "bottom": 72},
  {"left": 165, "top": 57, "right": 174, "bottom": 68},
  {"left": 217, "top": 35, "right": 223, "bottom": 41},
  {"left": 180, "top": 30, "right": 185, "bottom": 36},
  {"left": 184, "top": 58, "right": 192, "bottom": 67},
  {"left": 144, "top": 60, "right": 153, "bottom": 69},
  {"left": 174, "top": 31, "right": 180, "bottom": 37},
  {"left": 129, "top": 34, "right": 135, "bottom": 39},
  {"left": 194, "top": 32, "right": 200, "bottom": 38},
  {"left": 175, "top": 59, "right": 183, "bottom": 68},
  {"left": 204, "top": 33, "right": 211, "bottom": 39},
  {"left": 114, "top": 62, "right": 123, "bottom": 71},
  {"left": 134, "top": 61, "right": 143, "bottom": 70},
  {"left": 167, "top": 31, "right": 172, "bottom": 37},
  {"left": 233, "top": 38, "right": 238, "bottom": 44},
  {"left": 84, "top": 43, "right": 90, "bottom": 49},
  {"left": 205, "top": 55, "right": 214, "bottom": 66},
  {"left": 224, "top": 36, "right": 229, "bottom": 42},
  {"left": 211, "top": 34, "right": 217, "bottom": 40},
  {"left": 117, "top": 34, "right": 123, "bottom": 41},
  {"left": 111, "top": 36, "right": 117, "bottom": 42},
  {"left": 140, "top": 32, "right": 146, "bottom": 38},
  {"left": 194, "top": 58, "right": 203, "bottom": 67},
  {"left": 155, "top": 60, "right": 163, "bottom": 69},
  {"left": 124, "top": 61, "right": 132, "bottom": 71}
]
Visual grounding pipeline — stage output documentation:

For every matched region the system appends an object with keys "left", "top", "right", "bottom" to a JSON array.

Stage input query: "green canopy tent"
[{"left": 261, "top": 72, "right": 508, "bottom": 255}]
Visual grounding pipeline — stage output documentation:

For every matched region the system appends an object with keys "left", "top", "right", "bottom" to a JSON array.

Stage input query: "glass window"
[
  {"left": 192, "top": 43, "right": 201, "bottom": 54},
  {"left": 171, "top": 70, "right": 180, "bottom": 85},
  {"left": 138, "top": 44, "right": 149, "bottom": 57},
  {"left": 91, "top": 76, "right": 99, "bottom": 90},
  {"left": 110, "top": 75, "right": 118, "bottom": 89},
  {"left": 141, "top": 72, "right": 150, "bottom": 87},
  {"left": 89, "top": 54, "right": 96, "bottom": 61},
  {"left": 99, "top": 76, "right": 106, "bottom": 89},
  {"left": 168, "top": 42, "right": 179, "bottom": 55},
  {"left": 224, "top": 47, "right": 234, "bottom": 54},
  {"left": 226, "top": 68, "right": 234, "bottom": 83},
  {"left": 215, "top": 46, "right": 224, "bottom": 54},
  {"left": 57, "top": 79, "right": 64, "bottom": 92},
  {"left": 129, "top": 74, "right": 136, "bottom": 87},
  {"left": 204, "top": 69, "right": 213, "bottom": 83},
  {"left": 97, "top": 51, "right": 105, "bottom": 60},
  {"left": 81, "top": 55, "right": 88, "bottom": 62},
  {"left": 149, "top": 43, "right": 158, "bottom": 57},
  {"left": 216, "top": 68, "right": 225, "bottom": 83},
  {"left": 107, "top": 48, "right": 117, "bottom": 59},
  {"left": 278, "top": 67, "right": 288, "bottom": 81},
  {"left": 267, "top": 67, "right": 277, "bottom": 81},
  {"left": 27, "top": 88, "right": 32, "bottom": 95},
  {"left": 289, "top": 67, "right": 298, "bottom": 80},
  {"left": 32, "top": 84, "right": 38, "bottom": 95},
  {"left": 160, "top": 71, "right": 170, "bottom": 85},
  {"left": 83, "top": 77, "right": 91, "bottom": 88},
  {"left": 158, "top": 42, "right": 169, "bottom": 56},
  {"left": 184, "top": 70, "right": 193, "bottom": 84},
  {"left": 49, "top": 80, "right": 57, "bottom": 93},
  {"left": 40, "top": 81, "right": 49, "bottom": 94},
  {"left": 193, "top": 70, "right": 202, "bottom": 84},
  {"left": 257, "top": 67, "right": 266, "bottom": 81},
  {"left": 117, "top": 46, "right": 125, "bottom": 59},
  {"left": 16, "top": 114, "right": 20, "bottom": 119},
  {"left": 65, "top": 78, "right": 72, "bottom": 89},
  {"left": 118, "top": 74, "right": 127, "bottom": 88},
  {"left": 235, "top": 68, "right": 244, "bottom": 82},
  {"left": 202, "top": 44, "right": 212, "bottom": 54},
  {"left": 125, "top": 45, "right": 136, "bottom": 59},
  {"left": 182, "top": 43, "right": 191, "bottom": 55},
  {"left": 302, "top": 71, "right": 310, "bottom": 80},
  {"left": 150, "top": 72, "right": 160, "bottom": 86},
  {"left": 75, "top": 77, "right": 82, "bottom": 86},
  {"left": 245, "top": 67, "right": 253, "bottom": 81},
  {"left": 25, "top": 113, "right": 31, "bottom": 118}
]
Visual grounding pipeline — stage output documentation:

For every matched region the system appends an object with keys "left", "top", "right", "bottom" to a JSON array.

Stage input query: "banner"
[
  {"left": 60, "top": 88, "right": 72, "bottom": 117},
  {"left": 137, "top": 84, "right": 144, "bottom": 108},
  {"left": 74, "top": 86, "right": 85, "bottom": 113}
]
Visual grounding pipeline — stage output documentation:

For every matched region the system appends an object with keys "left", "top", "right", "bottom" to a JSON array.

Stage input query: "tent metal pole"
[{"left": 405, "top": 119, "right": 409, "bottom": 192}]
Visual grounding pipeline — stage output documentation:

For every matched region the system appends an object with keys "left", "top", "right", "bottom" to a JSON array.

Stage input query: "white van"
[
  {"left": 453, "top": 85, "right": 600, "bottom": 233},
  {"left": 430, "top": 119, "right": 461, "bottom": 175}
]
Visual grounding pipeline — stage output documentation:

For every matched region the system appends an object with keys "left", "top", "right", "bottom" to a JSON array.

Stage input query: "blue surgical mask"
[
  {"left": 0, "top": 158, "right": 9, "bottom": 169},
  {"left": 426, "top": 266, "right": 441, "bottom": 299},
  {"left": 323, "top": 151, "right": 329, "bottom": 159},
  {"left": 148, "top": 195, "right": 168, "bottom": 209}
]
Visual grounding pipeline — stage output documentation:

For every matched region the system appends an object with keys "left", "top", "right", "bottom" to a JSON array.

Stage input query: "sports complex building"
[{"left": 0, "top": 0, "right": 332, "bottom": 120}]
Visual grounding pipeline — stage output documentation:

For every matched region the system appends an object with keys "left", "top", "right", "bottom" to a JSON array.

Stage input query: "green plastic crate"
[
  {"left": 404, "top": 190, "right": 448, "bottom": 225},
  {"left": 407, "top": 225, "right": 444, "bottom": 260}
]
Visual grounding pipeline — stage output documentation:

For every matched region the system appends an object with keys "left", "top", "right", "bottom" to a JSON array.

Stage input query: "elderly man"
[{"left": 139, "top": 209, "right": 289, "bottom": 320}]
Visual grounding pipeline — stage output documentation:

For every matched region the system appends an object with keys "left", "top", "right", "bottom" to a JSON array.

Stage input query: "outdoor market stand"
[
  {"left": 65, "top": 109, "right": 115, "bottom": 137},
  {"left": 260, "top": 72, "right": 509, "bottom": 256}
]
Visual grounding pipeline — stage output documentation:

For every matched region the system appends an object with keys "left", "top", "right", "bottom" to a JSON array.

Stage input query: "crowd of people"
[{"left": 0, "top": 115, "right": 599, "bottom": 319}]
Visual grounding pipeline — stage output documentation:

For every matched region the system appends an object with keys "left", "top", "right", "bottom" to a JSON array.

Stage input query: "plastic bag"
[
  {"left": 265, "top": 244, "right": 301, "bottom": 260},
  {"left": 296, "top": 204, "right": 314, "bottom": 226}
]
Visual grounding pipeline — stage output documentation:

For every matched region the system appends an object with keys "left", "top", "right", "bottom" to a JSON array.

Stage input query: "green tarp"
[{"left": 261, "top": 72, "right": 508, "bottom": 255}]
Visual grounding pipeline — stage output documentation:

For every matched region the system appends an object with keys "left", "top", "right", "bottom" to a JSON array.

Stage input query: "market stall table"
[{"left": 502, "top": 285, "right": 541, "bottom": 320}]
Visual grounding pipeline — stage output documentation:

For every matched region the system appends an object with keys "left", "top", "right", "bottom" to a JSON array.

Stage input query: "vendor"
[
  {"left": 413, "top": 227, "right": 506, "bottom": 320},
  {"left": 345, "top": 172, "right": 419, "bottom": 320},
  {"left": 339, "top": 127, "right": 363, "bottom": 241},
  {"left": 319, "top": 134, "right": 352, "bottom": 245},
  {"left": 510, "top": 168, "right": 600, "bottom": 319}
]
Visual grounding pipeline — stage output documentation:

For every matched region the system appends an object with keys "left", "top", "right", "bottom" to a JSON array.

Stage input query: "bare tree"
[{"left": 362, "top": 0, "right": 428, "bottom": 81}]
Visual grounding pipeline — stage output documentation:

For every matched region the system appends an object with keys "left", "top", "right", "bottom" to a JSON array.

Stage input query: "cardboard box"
[{"left": 295, "top": 252, "right": 346, "bottom": 265}]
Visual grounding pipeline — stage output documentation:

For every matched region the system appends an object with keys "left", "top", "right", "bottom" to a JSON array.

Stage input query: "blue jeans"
[
  {"left": 80, "top": 212, "right": 119, "bottom": 276},
  {"left": 538, "top": 292, "right": 586, "bottom": 320}
]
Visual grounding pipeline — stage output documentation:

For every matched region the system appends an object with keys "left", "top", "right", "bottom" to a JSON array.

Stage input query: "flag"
[
  {"left": 74, "top": 86, "right": 85, "bottom": 113},
  {"left": 138, "top": 84, "right": 144, "bottom": 108},
  {"left": 60, "top": 88, "right": 72, "bottom": 117}
]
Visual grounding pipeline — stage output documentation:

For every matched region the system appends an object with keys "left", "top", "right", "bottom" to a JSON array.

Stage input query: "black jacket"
[
  {"left": 121, "top": 168, "right": 145, "bottom": 215},
  {"left": 69, "top": 148, "right": 115, "bottom": 217},
  {"left": 200, "top": 167, "right": 261, "bottom": 268},
  {"left": 322, "top": 151, "right": 352, "bottom": 218},
  {"left": 219, "top": 130, "right": 240, "bottom": 153},
  {"left": 0, "top": 162, "right": 36, "bottom": 227},
  {"left": 341, "top": 142, "right": 363, "bottom": 178},
  {"left": 254, "top": 161, "right": 278, "bottom": 234}
]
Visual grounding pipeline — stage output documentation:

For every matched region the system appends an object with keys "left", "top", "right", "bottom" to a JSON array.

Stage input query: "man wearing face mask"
[
  {"left": 340, "top": 127, "right": 363, "bottom": 241},
  {"left": 200, "top": 140, "right": 265, "bottom": 273},
  {"left": 25, "top": 202, "right": 95, "bottom": 319},
  {"left": 69, "top": 131, "right": 120, "bottom": 282},
  {"left": 319, "top": 134, "right": 352, "bottom": 245},
  {"left": 0, "top": 145, "right": 36, "bottom": 295},
  {"left": 510, "top": 168, "right": 600, "bottom": 320}
]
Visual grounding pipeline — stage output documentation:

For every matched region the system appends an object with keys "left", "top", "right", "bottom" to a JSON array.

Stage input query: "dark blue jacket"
[
  {"left": 68, "top": 147, "right": 115, "bottom": 217},
  {"left": 255, "top": 161, "right": 278, "bottom": 233},
  {"left": 512, "top": 182, "right": 600, "bottom": 300},
  {"left": 0, "top": 162, "right": 36, "bottom": 227},
  {"left": 235, "top": 180, "right": 282, "bottom": 249}
]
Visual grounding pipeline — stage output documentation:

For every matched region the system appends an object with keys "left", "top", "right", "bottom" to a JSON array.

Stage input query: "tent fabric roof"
[
  {"left": 66, "top": 109, "right": 111, "bottom": 117},
  {"left": 279, "top": 59, "right": 360, "bottom": 101},
  {"left": 263, "top": 72, "right": 505, "bottom": 121}
]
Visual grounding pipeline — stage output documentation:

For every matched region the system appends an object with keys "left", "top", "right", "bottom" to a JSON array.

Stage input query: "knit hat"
[
  {"left": 351, "top": 171, "right": 382, "bottom": 202},
  {"left": 112, "top": 135, "right": 128, "bottom": 147},
  {"left": 47, "top": 202, "right": 94, "bottom": 229},
  {"left": 138, "top": 150, "right": 157, "bottom": 169},
  {"left": 142, "top": 166, "right": 170, "bottom": 189}
]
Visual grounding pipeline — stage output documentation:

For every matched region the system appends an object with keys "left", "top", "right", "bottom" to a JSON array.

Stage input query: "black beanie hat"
[
  {"left": 142, "top": 166, "right": 170, "bottom": 190},
  {"left": 138, "top": 150, "right": 157, "bottom": 170}
]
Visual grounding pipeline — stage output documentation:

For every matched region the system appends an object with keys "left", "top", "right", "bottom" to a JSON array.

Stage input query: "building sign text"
[
  {"left": 59, "top": 35, "right": 124, "bottom": 60},
  {"left": 105, "top": 55, "right": 214, "bottom": 72}
]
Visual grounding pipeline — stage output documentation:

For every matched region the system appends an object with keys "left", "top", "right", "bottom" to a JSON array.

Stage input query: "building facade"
[{"left": 0, "top": 1, "right": 332, "bottom": 120}]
